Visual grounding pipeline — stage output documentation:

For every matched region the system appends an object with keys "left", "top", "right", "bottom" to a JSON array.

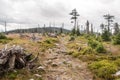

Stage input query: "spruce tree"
[
  {"left": 86, "top": 20, "right": 90, "bottom": 34},
  {"left": 71, "top": 27, "right": 76, "bottom": 35},
  {"left": 113, "top": 32, "right": 120, "bottom": 44},
  {"left": 100, "top": 23, "right": 104, "bottom": 34},
  {"left": 91, "top": 24, "right": 93, "bottom": 34},
  {"left": 103, "top": 14, "right": 114, "bottom": 32},
  {"left": 69, "top": 9, "right": 80, "bottom": 35},
  {"left": 114, "top": 23, "right": 119, "bottom": 35},
  {"left": 101, "top": 29, "right": 111, "bottom": 41},
  {"left": 76, "top": 25, "right": 80, "bottom": 36}
]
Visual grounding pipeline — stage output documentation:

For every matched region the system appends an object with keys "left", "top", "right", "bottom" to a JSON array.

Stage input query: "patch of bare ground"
[
  {"left": 41, "top": 37, "right": 93, "bottom": 80},
  {"left": 105, "top": 43, "right": 120, "bottom": 55}
]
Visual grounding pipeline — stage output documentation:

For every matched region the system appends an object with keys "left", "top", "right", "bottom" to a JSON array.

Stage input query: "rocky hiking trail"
[{"left": 41, "top": 37, "right": 93, "bottom": 80}]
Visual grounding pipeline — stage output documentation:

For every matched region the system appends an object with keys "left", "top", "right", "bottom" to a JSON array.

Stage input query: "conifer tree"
[
  {"left": 86, "top": 20, "right": 90, "bottom": 34},
  {"left": 114, "top": 23, "right": 119, "bottom": 35},
  {"left": 103, "top": 14, "right": 114, "bottom": 32},
  {"left": 91, "top": 24, "right": 93, "bottom": 34}
]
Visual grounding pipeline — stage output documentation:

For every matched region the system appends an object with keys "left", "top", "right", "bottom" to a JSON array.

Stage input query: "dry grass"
[{"left": 0, "top": 34, "right": 45, "bottom": 80}]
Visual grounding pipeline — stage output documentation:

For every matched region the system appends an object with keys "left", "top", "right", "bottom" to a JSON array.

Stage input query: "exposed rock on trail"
[{"left": 42, "top": 37, "right": 93, "bottom": 80}]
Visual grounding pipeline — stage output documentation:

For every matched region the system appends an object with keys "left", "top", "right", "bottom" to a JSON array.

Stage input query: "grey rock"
[
  {"left": 51, "top": 62, "right": 58, "bottom": 67},
  {"left": 114, "top": 71, "right": 120, "bottom": 76},
  {"left": 34, "top": 74, "right": 42, "bottom": 78},
  {"left": 46, "top": 59, "right": 52, "bottom": 64},
  {"left": 37, "top": 66, "right": 45, "bottom": 72},
  {"left": 29, "top": 78, "right": 34, "bottom": 80}
]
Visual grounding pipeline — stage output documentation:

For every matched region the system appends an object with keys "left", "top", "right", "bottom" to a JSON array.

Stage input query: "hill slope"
[{"left": 7, "top": 27, "right": 70, "bottom": 33}]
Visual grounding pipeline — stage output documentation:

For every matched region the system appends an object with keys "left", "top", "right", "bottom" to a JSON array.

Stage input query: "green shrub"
[
  {"left": 0, "top": 33, "right": 7, "bottom": 39},
  {"left": 76, "top": 27, "right": 80, "bottom": 36},
  {"left": 78, "top": 54, "right": 97, "bottom": 62},
  {"left": 40, "top": 42, "right": 55, "bottom": 50},
  {"left": 71, "top": 28, "right": 76, "bottom": 35},
  {"left": 44, "top": 39, "right": 51, "bottom": 44},
  {"left": 0, "top": 33, "right": 13, "bottom": 44},
  {"left": 67, "top": 50, "right": 80, "bottom": 58},
  {"left": 89, "top": 60, "right": 118, "bottom": 80},
  {"left": 82, "top": 47, "right": 95, "bottom": 55},
  {"left": 0, "top": 39, "right": 13, "bottom": 44},
  {"left": 95, "top": 44, "right": 106, "bottom": 53},
  {"left": 44, "top": 38, "right": 58, "bottom": 44},
  {"left": 88, "top": 39, "right": 106, "bottom": 53},
  {"left": 101, "top": 30, "right": 111, "bottom": 41},
  {"left": 88, "top": 40, "right": 99, "bottom": 49},
  {"left": 69, "top": 36, "right": 75, "bottom": 41},
  {"left": 113, "top": 33, "right": 120, "bottom": 45},
  {"left": 96, "top": 36, "right": 102, "bottom": 42},
  {"left": 39, "top": 38, "right": 58, "bottom": 51},
  {"left": 115, "top": 59, "right": 120, "bottom": 66},
  {"left": 67, "top": 50, "right": 74, "bottom": 55},
  {"left": 67, "top": 43, "right": 80, "bottom": 50},
  {"left": 72, "top": 51, "right": 79, "bottom": 58},
  {"left": 7, "top": 71, "right": 18, "bottom": 79}
]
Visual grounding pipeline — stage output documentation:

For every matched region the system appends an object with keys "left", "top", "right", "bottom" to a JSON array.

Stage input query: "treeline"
[{"left": 7, "top": 27, "right": 70, "bottom": 34}]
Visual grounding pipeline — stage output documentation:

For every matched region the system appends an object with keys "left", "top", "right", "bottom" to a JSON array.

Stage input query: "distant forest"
[{"left": 7, "top": 27, "right": 70, "bottom": 34}]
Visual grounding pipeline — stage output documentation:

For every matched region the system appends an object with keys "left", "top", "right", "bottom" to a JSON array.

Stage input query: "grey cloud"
[
  {"left": 36, "top": 2, "right": 69, "bottom": 19},
  {"left": 0, "top": 0, "right": 120, "bottom": 30},
  {"left": 99, "top": 0, "right": 115, "bottom": 4}
]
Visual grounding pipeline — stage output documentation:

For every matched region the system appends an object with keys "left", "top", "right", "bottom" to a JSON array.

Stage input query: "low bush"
[
  {"left": 44, "top": 39, "right": 51, "bottom": 44},
  {"left": 44, "top": 38, "right": 58, "bottom": 44},
  {"left": 40, "top": 42, "right": 55, "bottom": 50},
  {"left": 6, "top": 71, "right": 19, "bottom": 79},
  {"left": 89, "top": 60, "right": 118, "bottom": 80},
  {"left": 96, "top": 36, "right": 102, "bottom": 42},
  {"left": 67, "top": 50, "right": 74, "bottom": 55},
  {"left": 78, "top": 54, "right": 97, "bottom": 62},
  {"left": 113, "top": 33, "right": 120, "bottom": 45},
  {"left": 88, "top": 39, "right": 106, "bottom": 53},
  {"left": 71, "top": 28, "right": 76, "bottom": 36},
  {"left": 114, "top": 59, "right": 120, "bottom": 66},
  {"left": 82, "top": 47, "right": 95, "bottom": 55},
  {"left": 72, "top": 51, "right": 80, "bottom": 58},
  {"left": 69, "top": 36, "right": 75, "bottom": 41},
  {"left": 88, "top": 40, "right": 99, "bottom": 49},
  {"left": 67, "top": 47, "right": 96, "bottom": 58},
  {"left": 66, "top": 43, "right": 80, "bottom": 50},
  {"left": 0, "top": 38, "right": 13, "bottom": 44},
  {"left": 0, "top": 39, "right": 9, "bottom": 44},
  {"left": 95, "top": 44, "right": 106, "bottom": 53},
  {"left": 0, "top": 33, "right": 13, "bottom": 44},
  {"left": 39, "top": 38, "right": 58, "bottom": 51},
  {"left": 0, "top": 33, "right": 7, "bottom": 39},
  {"left": 84, "top": 34, "right": 90, "bottom": 39},
  {"left": 67, "top": 50, "right": 80, "bottom": 58}
]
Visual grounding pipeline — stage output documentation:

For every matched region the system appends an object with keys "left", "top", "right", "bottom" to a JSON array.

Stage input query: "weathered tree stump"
[{"left": 0, "top": 45, "right": 39, "bottom": 75}]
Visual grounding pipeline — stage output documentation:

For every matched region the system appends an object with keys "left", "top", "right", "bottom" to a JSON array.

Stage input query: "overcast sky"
[{"left": 0, "top": 0, "right": 120, "bottom": 31}]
